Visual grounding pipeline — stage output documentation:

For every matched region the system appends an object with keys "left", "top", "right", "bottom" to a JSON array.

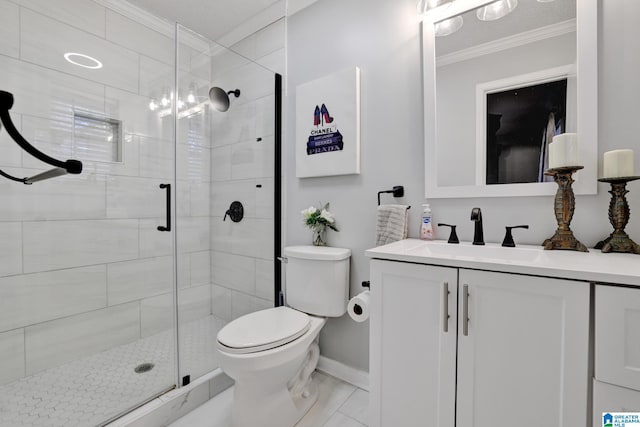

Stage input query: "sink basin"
[{"left": 408, "top": 241, "right": 543, "bottom": 264}]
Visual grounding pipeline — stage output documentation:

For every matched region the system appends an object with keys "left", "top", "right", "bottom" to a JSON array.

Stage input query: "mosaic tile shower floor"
[{"left": 0, "top": 316, "right": 225, "bottom": 427}]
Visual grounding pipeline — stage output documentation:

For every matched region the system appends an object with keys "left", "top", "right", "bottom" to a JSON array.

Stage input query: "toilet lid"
[{"left": 217, "top": 306, "right": 311, "bottom": 354}]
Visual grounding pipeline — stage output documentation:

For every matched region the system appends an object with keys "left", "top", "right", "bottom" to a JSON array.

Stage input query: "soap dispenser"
[{"left": 420, "top": 204, "right": 434, "bottom": 240}]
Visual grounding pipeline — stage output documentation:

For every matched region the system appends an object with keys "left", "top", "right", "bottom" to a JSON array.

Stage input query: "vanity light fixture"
[
  {"left": 419, "top": 0, "right": 464, "bottom": 37},
  {"left": 417, "top": 0, "right": 450, "bottom": 14},
  {"left": 435, "top": 15, "right": 464, "bottom": 36},
  {"left": 63, "top": 52, "right": 103, "bottom": 69},
  {"left": 476, "top": 0, "right": 518, "bottom": 21}
]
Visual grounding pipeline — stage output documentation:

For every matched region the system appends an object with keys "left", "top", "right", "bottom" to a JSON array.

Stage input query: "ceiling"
[{"left": 128, "top": 0, "right": 283, "bottom": 43}]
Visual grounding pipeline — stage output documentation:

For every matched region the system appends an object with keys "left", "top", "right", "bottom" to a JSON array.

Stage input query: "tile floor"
[
  {"left": 169, "top": 372, "right": 370, "bottom": 427},
  {"left": 0, "top": 316, "right": 225, "bottom": 427}
]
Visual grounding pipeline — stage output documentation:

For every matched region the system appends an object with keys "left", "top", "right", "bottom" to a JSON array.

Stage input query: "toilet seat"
[{"left": 217, "top": 306, "right": 311, "bottom": 354}]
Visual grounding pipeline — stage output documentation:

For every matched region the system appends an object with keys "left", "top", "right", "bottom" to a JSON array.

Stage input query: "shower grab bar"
[
  {"left": 0, "top": 90, "right": 82, "bottom": 184},
  {"left": 157, "top": 183, "right": 171, "bottom": 232}
]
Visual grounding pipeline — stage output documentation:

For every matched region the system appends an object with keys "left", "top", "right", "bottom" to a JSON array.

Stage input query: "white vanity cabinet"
[
  {"left": 456, "top": 269, "right": 590, "bottom": 427},
  {"left": 369, "top": 260, "right": 457, "bottom": 427},
  {"left": 595, "top": 285, "right": 640, "bottom": 391},
  {"left": 369, "top": 259, "right": 590, "bottom": 427},
  {"left": 593, "top": 285, "right": 640, "bottom": 422}
]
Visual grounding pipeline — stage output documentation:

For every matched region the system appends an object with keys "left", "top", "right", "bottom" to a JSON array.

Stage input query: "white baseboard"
[{"left": 317, "top": 356, "right": 369, "bottom": 392}]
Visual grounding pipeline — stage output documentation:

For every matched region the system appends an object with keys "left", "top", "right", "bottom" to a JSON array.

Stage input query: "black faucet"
[{"left": 470, "top": 207, "right": 484, "bottom": 245}]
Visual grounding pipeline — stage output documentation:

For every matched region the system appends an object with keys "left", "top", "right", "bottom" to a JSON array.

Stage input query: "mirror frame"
[{"left": 423, "top": 0, "right": 598, "bottom": 199}]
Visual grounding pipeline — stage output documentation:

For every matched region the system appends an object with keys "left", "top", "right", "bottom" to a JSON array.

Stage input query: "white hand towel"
[{"left": 376, "top": 204, "right": 409, "bottom": 246}]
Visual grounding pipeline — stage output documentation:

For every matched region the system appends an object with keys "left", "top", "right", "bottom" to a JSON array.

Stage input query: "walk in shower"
[{"left": 0, "top": 1, "right": 283, "bottom": 425}]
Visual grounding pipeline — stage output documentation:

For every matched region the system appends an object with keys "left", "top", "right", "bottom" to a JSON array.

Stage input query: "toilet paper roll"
[{"left": 348, "top": 291, "right": 370, "bottom": 323}]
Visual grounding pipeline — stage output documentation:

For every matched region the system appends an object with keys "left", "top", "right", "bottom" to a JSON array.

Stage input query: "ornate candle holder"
[
  {"left": 594, "top": 176, "right": 640, "bottom": 254},
  {"left": 542, "top": 166, "right": 589, "bottom": 252}
]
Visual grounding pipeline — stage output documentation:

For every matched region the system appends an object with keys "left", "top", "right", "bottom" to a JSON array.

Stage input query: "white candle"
[
  {"left": 548, "top": 133, "right": 579, "bottom": 169},
  {"left": 603, "top": 149, "right": 635, "bottom": 178}
]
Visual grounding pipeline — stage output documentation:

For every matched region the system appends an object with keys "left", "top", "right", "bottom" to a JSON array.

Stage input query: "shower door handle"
[{"left": 157, "top": 183, "right": 171, "bottom": 232}]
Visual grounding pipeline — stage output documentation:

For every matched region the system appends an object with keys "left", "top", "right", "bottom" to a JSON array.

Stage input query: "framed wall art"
[{"left": 295, "top": 67, "right": 361, "bottom": 178}]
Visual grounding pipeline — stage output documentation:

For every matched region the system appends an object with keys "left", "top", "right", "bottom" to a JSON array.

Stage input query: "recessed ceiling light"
[{"left": 63, "top": 52, "right": 103, "bottom": 69}]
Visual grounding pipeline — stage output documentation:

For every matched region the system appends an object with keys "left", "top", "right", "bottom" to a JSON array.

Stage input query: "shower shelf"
[{"left": 0, "top": 90, "right": 83, "bottom": 184}]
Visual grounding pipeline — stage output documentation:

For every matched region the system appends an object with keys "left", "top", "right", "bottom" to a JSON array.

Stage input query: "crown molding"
[
  {"left": 95, "top": 0, "right": 173, "bottom": 36},
  {"left": 437, "top": 19, "right": 576, "bottom": 67},
  {"left": 95, "top": 0, "right": 211, "bottom": 53},
  {"left": 216, "top": 0, "right": 286, "bottom": 47},
  {"left": 287, "top": 0, "right": 319, "bottom": 16}
]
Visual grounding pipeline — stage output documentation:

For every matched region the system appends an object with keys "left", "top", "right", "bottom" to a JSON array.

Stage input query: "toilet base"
[
  {"left": 217, "top": 315, "right": 327, "bottom": 427},
  {"left": 230, "top": 372, "right": 319, "bottom": 427}
]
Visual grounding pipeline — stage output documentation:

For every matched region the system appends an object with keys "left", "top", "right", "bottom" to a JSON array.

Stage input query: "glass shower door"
[
  {"left": 174, "top": 23, "right": 281, "bottom": 385},
  {"left": 0, "top": 1, "right": 178, "bottom": 425}
]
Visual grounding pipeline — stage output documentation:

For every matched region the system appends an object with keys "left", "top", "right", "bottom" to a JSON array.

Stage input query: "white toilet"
[{"left": 216, "top": 245, "right": 351, "bottom": 427}]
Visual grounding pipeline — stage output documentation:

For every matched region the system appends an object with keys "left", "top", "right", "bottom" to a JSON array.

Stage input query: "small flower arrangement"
[{"left": 301, "top": 202, "right": 339, "bottom": 246}]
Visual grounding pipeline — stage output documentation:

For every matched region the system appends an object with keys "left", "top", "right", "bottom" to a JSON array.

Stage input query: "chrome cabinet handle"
[
  {"left": 463, "top": 284, "right": 469, "bottom": 336},
  {"left": 157, "top": 183, "right": 171, "bottom": 232},
  {"left": 443, "top": 282, "right": 450, "bottom": 333}
]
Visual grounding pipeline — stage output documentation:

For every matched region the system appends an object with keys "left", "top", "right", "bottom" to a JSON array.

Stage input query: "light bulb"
[
  {"left": 161, "top": 96, "right": 169, "bottom": 107},
  {"left": 187, "top": 92, "right": 196, "bottom": 104},
  {"left": 177, "top": 99, "right": 185, "bottom": 109},
  {"left": 149, "top": 100, "right": 158, "bottom": 111}
]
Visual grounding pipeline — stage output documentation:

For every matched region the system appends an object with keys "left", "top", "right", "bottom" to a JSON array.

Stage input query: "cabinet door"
[
  {"left": 596, "top": 285, "right": 640, "bottom": 391},
  {"left": 370, "top": 260, "right": 457, "bottom": 427},
  {"left": 456, "top": 270, "right": 589, "bottom": 427},
  {"left": 593, "top": 380, "right": 640, "bottom": 427}
]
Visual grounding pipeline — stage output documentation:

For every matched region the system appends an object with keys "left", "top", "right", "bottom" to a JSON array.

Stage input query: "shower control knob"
[{"left": 223, "top": 201, "right": 244, "bottom": 223}]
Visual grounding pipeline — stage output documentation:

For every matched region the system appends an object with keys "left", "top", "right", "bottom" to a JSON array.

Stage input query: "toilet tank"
[{"left": 284, "top": 246, "right": 351, "bottom": 317}]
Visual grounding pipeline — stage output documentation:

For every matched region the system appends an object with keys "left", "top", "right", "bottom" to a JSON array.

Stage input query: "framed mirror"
[{"left": 422, "top": 0, "right": 597, "bottom": 198}]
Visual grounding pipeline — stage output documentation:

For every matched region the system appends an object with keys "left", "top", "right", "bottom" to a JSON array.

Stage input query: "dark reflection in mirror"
[{"left": 486, "top": 79, "right": 567, "bottom": 185}]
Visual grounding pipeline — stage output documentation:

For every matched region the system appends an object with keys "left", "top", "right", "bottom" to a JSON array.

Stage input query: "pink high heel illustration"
[{"left": 321, "top": 103, "right": 334, "bottom": 124}]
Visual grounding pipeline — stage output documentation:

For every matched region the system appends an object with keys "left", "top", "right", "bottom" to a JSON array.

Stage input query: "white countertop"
[{"left": 365, "top": 239, "right": 640, "bottom": 286}]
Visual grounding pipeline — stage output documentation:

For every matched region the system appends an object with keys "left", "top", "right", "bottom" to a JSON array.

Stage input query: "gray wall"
[{"left": 286, "top": 0, "right": 640, "bottom": 373}]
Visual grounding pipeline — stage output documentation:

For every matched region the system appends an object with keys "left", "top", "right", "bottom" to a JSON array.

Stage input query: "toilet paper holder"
[{"left": 361, "top": 280, "right": 370, "bottom": 289}]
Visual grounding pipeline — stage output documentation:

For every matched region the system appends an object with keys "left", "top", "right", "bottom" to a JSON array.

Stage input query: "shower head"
[{"left": 208, "top": 87, "right": 240, "bottom": 112}]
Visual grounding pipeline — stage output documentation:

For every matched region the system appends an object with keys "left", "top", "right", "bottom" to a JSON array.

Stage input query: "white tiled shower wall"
[
  {"left": 208, "top": 18, "right": 285, "bottom": 323},
  {"left": 0, "top": 0, "right": 286, "bottom": 391},
  {"left": 0, "top": 0, "right": 215, "bottom": 386}
]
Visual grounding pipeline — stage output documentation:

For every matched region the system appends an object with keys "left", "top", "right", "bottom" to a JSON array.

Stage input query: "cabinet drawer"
[
  {"left": 593, "top": 380, "right": 640, "bottom": 427},
  {"left": 596, "top": 285, "right": 640, "bottom": 391}
]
